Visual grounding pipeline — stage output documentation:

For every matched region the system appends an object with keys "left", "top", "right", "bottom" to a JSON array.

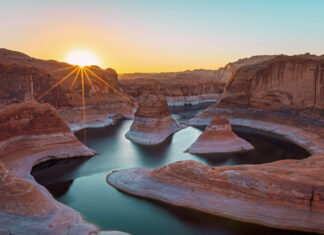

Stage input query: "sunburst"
[{"left": 37, "top": 64, "right": 131, "bottom": 143}]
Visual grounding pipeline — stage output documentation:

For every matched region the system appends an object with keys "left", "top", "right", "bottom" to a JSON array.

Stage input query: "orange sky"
[{"left": 1, "top": 1, "right": 323, "bottom": 73}]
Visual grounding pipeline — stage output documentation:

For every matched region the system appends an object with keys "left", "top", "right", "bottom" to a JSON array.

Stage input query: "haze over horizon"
[{"left": 1, "top": 0, "right": 324, "bottom": 73}]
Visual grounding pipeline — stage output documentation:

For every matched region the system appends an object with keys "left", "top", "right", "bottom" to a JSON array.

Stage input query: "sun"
[{"left": 65, "top": 50, "right": 102, "bottom": 67}]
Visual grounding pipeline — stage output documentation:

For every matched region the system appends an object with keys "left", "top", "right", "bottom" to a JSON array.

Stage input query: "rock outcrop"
[
  {"left": 185, "top": 116, "right": 254, "bottom": 154},
  {"left": 219, "top": 54, "right": 324, "bottom": 110},
  {"left": 107, "top": 154, "right": 324, "bottom": 234},
  {"left": 125, "top": 94, "right": 180, "bottom": 145},
  {"left": 0, "top": 101, "right": 126, "bottom": 234},
  {"left": 0, "top": 48, "right": 135, "bottom": 129}
]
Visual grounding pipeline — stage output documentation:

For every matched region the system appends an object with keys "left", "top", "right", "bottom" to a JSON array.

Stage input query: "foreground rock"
[
  {"left": 107, "top": 155, "right": 324, "bottom": 234},
  {"left": 185, "top": 116, "right": 253, "bottom": 154},
  {"left": 125, "top": 94, "right": 181, "bottom": 145},
  {"left": 0, "top": 102, "right": 127, "bottom": 235}
]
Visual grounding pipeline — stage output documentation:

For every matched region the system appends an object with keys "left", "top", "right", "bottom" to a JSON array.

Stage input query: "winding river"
[{"left": 32, "top": 103, "right": 311, "bottom": 235}]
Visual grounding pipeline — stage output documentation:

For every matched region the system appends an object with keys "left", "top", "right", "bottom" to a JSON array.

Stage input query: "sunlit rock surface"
[
  {"left": 0, "top": 48, "right": 135, "bottom": 129},
  {"left": 185, "top": 116, "right": 254, "bottom": 154},
  {"left": 219, "top": 54, "right": 324, "bottom": 110},
  {"left": 125, "top": 94, "right": 181, "bottom": 145},
  {"left": 0, "top": 102, "right": 127, "bottom": 234}
]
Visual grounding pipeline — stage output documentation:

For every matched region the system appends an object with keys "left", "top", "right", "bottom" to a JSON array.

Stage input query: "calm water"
[{"left": 32, "top": 104, "right": 311, "bottom": 235}]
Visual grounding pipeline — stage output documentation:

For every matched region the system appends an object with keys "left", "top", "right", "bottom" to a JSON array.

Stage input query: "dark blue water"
[{"left": 32, "top": 104, "right": 311, "bottom": 235}]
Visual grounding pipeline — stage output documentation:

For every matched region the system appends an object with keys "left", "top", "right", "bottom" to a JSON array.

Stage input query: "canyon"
[
  {"left": 108, "top": 54, "right": 324, "bottom": 234},
  {"left": 2, "top": 49, "right": 324, "bottom": 234}
]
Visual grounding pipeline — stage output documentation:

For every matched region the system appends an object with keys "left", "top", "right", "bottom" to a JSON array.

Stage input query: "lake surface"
[{"left": 32, "top": 103, "right": 312, "bottom": 235}]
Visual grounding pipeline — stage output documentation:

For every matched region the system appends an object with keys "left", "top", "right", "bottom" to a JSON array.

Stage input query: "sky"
[{"left": 1, "top": 0, "right": 324, "bottom": 73}]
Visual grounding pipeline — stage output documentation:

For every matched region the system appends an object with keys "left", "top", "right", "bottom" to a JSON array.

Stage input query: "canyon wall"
[{"left": 219, "top": 54, "right": 324, "bottom": 110}]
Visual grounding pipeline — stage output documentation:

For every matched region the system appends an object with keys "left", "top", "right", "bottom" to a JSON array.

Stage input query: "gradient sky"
[{"left": 1, "top": 0, "right": 324, "bottom": 73}]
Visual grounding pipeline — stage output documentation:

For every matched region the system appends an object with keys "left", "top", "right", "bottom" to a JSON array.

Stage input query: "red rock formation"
[
  {"left": 125, "top": 94, "right": 180, "bottom": 145},
  {"left": 107, "top": 154, "right": 324, "bottom": 234},
  {"left": 0, "top": 48, "right": 135, "bottom": 128},
  {"left": 0, "top": 161, "right": 53, "bottom": 216},
  {"left": 0, "top": 101, "right": 104, "bottom": 234},
  {"left": 219, "top": 54, "right": 324, "bottom": 110},
  {"left": 185, "top": 116, "right": 253, "bottom": 154}
]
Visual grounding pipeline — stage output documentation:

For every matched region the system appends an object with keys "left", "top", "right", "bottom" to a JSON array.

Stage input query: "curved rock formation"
[
  {"left": 125, "top": 94, "right": 180, "bottom": 145},
  {"left": 185, "top": 116, "right": 254, "bottom": 154},
  {"left": 0, "top": 101, "right": 127, "bottom": 234},
  {"left": 107, "top": 154, "right": 324, "bottom": 234}
]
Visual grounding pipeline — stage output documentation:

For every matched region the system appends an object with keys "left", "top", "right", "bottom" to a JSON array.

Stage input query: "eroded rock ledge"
[
  {"left": 107, "top": 155, "right": 324, "bottom": 234},
  {"left": 0, "top": 102, "right": 127, "bottom": 235}
]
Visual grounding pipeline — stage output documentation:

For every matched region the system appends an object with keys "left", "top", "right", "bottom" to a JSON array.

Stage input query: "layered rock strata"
[
  {"left": 185, "top": 116, "right": 254, "bottom": 154},
  {"left": 107, "top": 154, "right": 324, "bottom": 234},
  {"left": 125, "top": 94, "right": 181, "bottom": 145},
  {"left": 219, "top": 54, "right": 324, "bottom": 110},
  {"left": 0, "top": 102, "right": 126, "bottom": 235}
]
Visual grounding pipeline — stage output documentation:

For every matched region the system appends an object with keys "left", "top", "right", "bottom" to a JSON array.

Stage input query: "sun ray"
[
  {"left": 41, "top": 65, "right": 76, "bottom": 75},
  {"left": 84, "top": 66, "right": 131, "bottom": 102},
  {"left": 37, "top": 67, "right": 79, "bottom": 101},
  {"left": 84, "top": 69, "right": 100, "bottom": 101},
  {"left": 81, "top": 69, "right": 87, "bottom": 143},
  {"left": 70, "top": 67, "right": 81, "bottom": 90}
]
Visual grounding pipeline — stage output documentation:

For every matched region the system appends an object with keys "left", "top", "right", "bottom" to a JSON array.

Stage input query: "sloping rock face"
[
  {"left": 0, "top": 49, "right": 135, "bottom": 128},
  {"left": 119, "top": 56, "right": 274, "bottom": 106},
  {"left": 219, "top": 54, "right": 324, "bottom": 110},
  {"left": 0, "top": 102, "right": 109, "bottom": 234},
  {"left": 125, "top": 94, "right": 180, "bottom": 145},
  {"left": 107, "top": 154, "right": 324, "bottom": 234},
  {"left": 0, "top": 161, "right": 53, "bottom": 217},
  {"left": 185, "top": 116, "right": 253, "bottom": 154}
]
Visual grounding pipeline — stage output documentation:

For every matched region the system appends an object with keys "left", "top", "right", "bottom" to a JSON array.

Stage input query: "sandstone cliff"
[
  {"left": 219, "top": 54, "right": 324, "bottom": 110},
  {"left": 185, "top": 116, "right": 253, "bottom": 154},
  {"left": 125, "top": 94, "right": 180, "bottom": 145}
]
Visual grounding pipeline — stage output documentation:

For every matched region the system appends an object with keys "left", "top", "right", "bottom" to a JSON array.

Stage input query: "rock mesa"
[{"left": 125, "top": 94, "right": 180, "bottom": 145}]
